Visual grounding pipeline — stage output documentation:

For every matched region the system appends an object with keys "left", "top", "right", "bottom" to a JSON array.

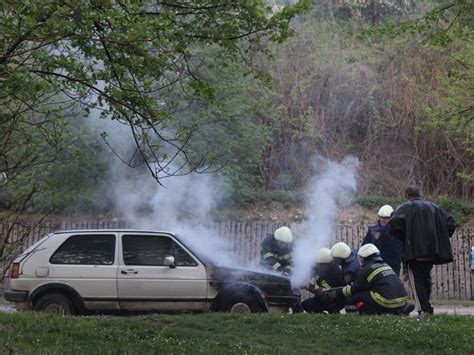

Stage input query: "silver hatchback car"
[{"left": 5, "top": 230, "right": 299, "bottom": 314}]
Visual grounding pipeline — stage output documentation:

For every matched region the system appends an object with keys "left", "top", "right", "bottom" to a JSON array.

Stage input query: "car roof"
[{"left": 52, "top": 229, "right": 176, "bottom": 235}]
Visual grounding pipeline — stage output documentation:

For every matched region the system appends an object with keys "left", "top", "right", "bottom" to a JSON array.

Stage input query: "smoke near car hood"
[
  {"left": 291, "top": 156, "right": 358, "bottom": 288},
  {"left": 87, "top": 115, "right": 358, "bottom": 281}
]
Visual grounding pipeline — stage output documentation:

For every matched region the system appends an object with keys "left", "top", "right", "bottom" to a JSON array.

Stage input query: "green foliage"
[
  {"left": 424, "top": 40, "right": 474, "bottom": 185},
  {"left": 434, "top": 196, "right": 473, "bottom": 225},
  {"left": 0, "top": 312, "right": 473, "bottom": 354},
  {"left": 255, "top": 190, "right": 305, "bottom": 206},
  {"left": 0, "top": 116, "right": 111, "bottom": 213},
  {"left": 0, "top": 0, "right": 309, "bottom": 215},
  {"left": 355, "top": 195, "right": 404, "bottom": 210},
  {"left": 363, "top": 0, "right": 473, "bottom": 45}
]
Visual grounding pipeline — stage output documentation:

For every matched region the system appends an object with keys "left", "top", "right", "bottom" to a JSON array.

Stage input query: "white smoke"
[
  {"left": 110, "top": 160, "right": 238, "bottom": 267},
  {"left": 85, "top": 113, "right": 242, "bottom": 267},
  {"left": 291, "top": 156, "right": 359, "bottom": 287},
  {"left": 85, "top": 110, "right": 359, "bottom": 277}
]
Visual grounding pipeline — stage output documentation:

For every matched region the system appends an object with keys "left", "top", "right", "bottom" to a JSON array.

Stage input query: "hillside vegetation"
[{"left": 0, "top": 1, "right": 472, "bottom": 215}]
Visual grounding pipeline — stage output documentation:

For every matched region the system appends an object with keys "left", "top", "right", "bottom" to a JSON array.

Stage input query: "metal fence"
[{"left": 1, "top": 221, "right": 473, "bottom": 300}]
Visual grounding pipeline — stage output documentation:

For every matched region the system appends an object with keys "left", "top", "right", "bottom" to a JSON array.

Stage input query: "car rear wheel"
[{"left": 34, "top": 293, "right": 74, "bottom": 315}]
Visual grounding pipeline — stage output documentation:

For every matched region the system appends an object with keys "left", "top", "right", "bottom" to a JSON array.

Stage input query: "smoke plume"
[{"left": 291, "top": 156, "right": 359, "bottom": 287}]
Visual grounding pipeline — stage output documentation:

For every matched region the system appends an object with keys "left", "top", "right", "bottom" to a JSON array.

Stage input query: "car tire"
[
  {"left": 221, "top": 292, "right": 265, "bottom": 314},
  {"left": 34, "top": 293, "right": 74, "bottom": 315}
]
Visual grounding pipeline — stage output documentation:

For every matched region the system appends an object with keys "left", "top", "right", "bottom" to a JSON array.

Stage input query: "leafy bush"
[
  {"left": 433, "top": 196, "right": 473, "bottom": 225},
  {"left": 355, "top": 195, "right": 403, "bottom": 210}
]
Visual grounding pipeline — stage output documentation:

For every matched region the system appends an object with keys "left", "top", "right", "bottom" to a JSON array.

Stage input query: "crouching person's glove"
[
  {"left": 321, "top": 287, "right": 344, "bottom": 301},
  {"left": 324, "top": 289, "right": 337, "bottom": 301}
]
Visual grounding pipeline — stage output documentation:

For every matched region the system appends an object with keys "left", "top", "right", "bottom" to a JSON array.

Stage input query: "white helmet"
[
  {"left": 378, "top": 205, "right": 394, "bottom": 218},
  {"left": 274, "top": 226, "right": 293, "bottom": 243},
  {"left": 331, "top": 242, "right": 351, "bottom": 259},
  {"left": 358, "top": 243, "right": 380, "bottom": 258},
  {"left": 315, "top": 248, "right": 333, "bottom": 264}
]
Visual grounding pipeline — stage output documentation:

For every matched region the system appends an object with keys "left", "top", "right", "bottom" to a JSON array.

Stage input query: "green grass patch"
[{"left": 0, "top": 312, "right": 473, "bottom": 354}]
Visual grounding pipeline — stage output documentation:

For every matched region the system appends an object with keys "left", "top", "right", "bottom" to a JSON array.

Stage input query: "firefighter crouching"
[
  {"left": 323, "top": 244, "right": 414, "bottom": 315},
  {"left": 302, "top": 248, "right": 346, "bottom": 314},
  {"left": 330, "top": 242, "right": 360, "bottom": 285},
  {"left": 260, "top": 226, "right": 293, "bottom": 275}
]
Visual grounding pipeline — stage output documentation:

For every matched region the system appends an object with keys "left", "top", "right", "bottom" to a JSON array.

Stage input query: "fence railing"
[{"left": 1, "top": 221, "right": 473, "bottom": 300}]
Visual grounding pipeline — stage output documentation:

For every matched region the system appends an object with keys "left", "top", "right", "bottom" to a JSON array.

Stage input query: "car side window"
[
  {"left": 50, "top": 235, "right": 115, "bottom": 265},
  {"left": 172, "top": 241, "right": 198, "bottom": 267},
  {"left": 122, "top": 235, "right": 197, "bottom": 266}
]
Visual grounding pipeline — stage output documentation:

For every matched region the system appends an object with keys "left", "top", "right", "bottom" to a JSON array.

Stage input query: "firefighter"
[
  {"left": 302, "top": 248, "right": 345, "bottom": 313},
  {"left": 260, "top": 226, "right": 293, "bottom": 275},
  {"left": 325, "top": 243, "right": 414, "bottom": 315},
  {"left": 362, "top": 205, "right": 403, "bottom": 275},
  {"left": 330, "top": 242, "right": 360, "bottom": 284}
]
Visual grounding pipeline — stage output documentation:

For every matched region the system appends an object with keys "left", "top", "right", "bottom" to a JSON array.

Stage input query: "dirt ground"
[
  {"left": 1, "top": 203, "right": 472, "bottom": 228},
  {"left": 212, "top": 203, "right": 379, "bottom": 225}
]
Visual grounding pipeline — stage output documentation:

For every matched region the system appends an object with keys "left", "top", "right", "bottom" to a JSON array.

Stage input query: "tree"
[
  {"left": 0, "top": 0, "right": 310, "bottom": 279},
  {"left": 0, "top": 0, "right": 309, "bottom": 184}
]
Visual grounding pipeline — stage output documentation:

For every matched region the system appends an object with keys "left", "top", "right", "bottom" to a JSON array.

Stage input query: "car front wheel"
[
  {"left": 222, "top": 293, "right": 264, "bottom": 313},
  {"left": 34, "top": 293, "right": 74, "bottom": 315}
]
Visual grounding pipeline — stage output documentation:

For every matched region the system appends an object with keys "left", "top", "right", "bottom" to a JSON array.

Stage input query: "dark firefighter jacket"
[
  {"left": 340, "top": 249, "right": 360, "bottom": 285},
  {"left": 336, "top": 255, "right": 408, "bottom": 309},
  {"left": 362, "top": 222, "right": 403, "bottom": 275},
  {"left": 309, "top": 261, "right": 345, "bottom": 291},
  {"left": 389, "top": 198, "right": 457, "bottom": 265},
  {"left": 260, "top": 234, "right": 293, "bottom": 273}
]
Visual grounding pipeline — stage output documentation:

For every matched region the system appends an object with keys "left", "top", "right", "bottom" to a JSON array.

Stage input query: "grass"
[{"left": 0, "top": 312, "right": 473, "bottom": 354}]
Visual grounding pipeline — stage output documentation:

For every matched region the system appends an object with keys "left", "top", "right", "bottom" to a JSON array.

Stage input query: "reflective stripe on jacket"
[
  {"left": 260, "top": 234, "right": 293, "bottom": 272},
  {"left": 338, "top": 255, "right": 408, "bottom": 308}
]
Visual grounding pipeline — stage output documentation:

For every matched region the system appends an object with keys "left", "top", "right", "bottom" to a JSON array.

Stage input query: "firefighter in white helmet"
[
  {"left": 323, "top": 243, "right": 414, "bottom": 315},
  {"left": 260, "top": 226, "right": 294, "bottom": 275},
  {"left": 362, "top": 204, "right": 403, "bottom": 275},
  {"left": 330, "top": 242, "right": 360, "bottom": 285},
  {"left": 302, "top": 248, "right": 346, "bottom": 313}
]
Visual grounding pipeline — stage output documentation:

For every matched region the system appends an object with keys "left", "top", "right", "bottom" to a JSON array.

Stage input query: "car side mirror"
[{"left": 164, "top": 256, "right": 175, "bottom": 268}]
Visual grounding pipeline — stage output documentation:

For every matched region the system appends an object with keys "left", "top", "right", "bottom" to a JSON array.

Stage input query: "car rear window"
[
  {"left": 122, "top": 235, "right": 197, "bottom": 266},
  {"left": 50, "top": 234, "right": 115, "bottom": 265}
]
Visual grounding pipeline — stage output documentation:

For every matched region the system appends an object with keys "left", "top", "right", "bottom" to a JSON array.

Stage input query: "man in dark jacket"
[
  {"left": 389, "top": 186, "right": 457, "bottom": 315},
  {"left": 302, "top": 248, "right": 345, "bottom": 313},
  {"left": 260, "top": 226, "right": 293, "bottom": 275},
  {"left": 328, "top": 243, "right": 413, "bottom": 315},
  {"left": 362, "top": 204, "right": 403, "bottom": 275}
]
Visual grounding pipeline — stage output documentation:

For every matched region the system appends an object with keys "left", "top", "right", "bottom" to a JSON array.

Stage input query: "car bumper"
[
  {"left": 267, "top": 289, "right": 301, "bottom": 307},
  {"left": 4, "top": 289, "right": 29, "bottom": 303}
]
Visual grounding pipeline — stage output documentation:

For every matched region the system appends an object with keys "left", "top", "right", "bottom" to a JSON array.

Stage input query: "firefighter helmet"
[
  {"left": 315, "top": 248, "right": 333, "bottom": 264},
  {"left": 274, "top": 226, "right": 293, "bottom": 243},
  {"left": 358, "top": 243, "right": 380, "bottom": 258},
  {"left": 330, "top": 242, "right": 351, "bottom": 259},
  {"left": 378, "top": 205, "right": 394, "bottom": 218}
]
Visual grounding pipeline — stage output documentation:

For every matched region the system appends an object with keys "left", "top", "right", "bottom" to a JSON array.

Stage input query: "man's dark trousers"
[{"left": 407, "top": 260, "right": 434, "bottom": 314}]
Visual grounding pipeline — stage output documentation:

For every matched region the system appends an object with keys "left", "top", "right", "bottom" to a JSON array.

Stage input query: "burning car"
[{"left": 4, "top": 230, "right": 300, "bottom": 314}]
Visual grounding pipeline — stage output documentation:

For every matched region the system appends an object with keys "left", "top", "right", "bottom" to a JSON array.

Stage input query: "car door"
[
  {"left": 48, "top": 233, "right": 119, "bottom": 310},
  {"left": 117, "top": 233, "right": 209, "bottom": 311}
]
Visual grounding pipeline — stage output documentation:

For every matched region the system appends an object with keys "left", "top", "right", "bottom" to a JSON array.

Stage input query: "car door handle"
[{"left": 121, "top": 270, "right": 138, "bottom": 274}]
